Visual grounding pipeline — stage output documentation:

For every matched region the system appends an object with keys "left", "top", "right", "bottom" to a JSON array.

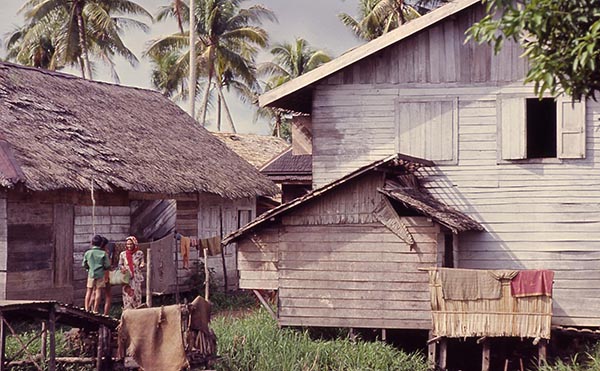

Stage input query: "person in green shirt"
[{"left": 83, "top": 235, "right": 110, "bottom": 313}]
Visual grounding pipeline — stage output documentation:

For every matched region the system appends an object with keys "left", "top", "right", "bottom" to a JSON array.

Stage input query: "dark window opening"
[
  {"left": 526, "top": 98, "right": 556, "bottom": 158},
  {"left": 443, "top": 233, "right": 454, "bottom": 268}
]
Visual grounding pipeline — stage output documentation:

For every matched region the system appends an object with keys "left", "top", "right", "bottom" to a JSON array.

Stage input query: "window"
[
  {"left": 526, "top": 98, "right": 556, "bottom": 158},
  {"left": 500, "top": 95, "right": 585, "bottom": 160},
  {"left": 396, "top": 97, "right": 458, "bottom": 163}
]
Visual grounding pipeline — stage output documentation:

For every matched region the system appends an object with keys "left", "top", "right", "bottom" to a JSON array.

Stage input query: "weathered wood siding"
[
  {"left": 308, "top": 3, "right": 600, "bottom": 327},
  {"left": 282, "top": 174, "right": 384, "bottom": 226},
  {"left": 237, "top": 174, "right": 440, "bottom": 329},
  {"left": 237, "top": 228, "right": 279, "bottom": 290},
  {"left": 176, "top": 195, "right": 256, "bottom": 291},
  {"left": 278, "top": 220, "right": 437, "bottom": 329},
  {"left": 314, "top": 4, "right": 526, "bottom": 186},
  {"left": 73, "top": 204, "right": 130, "bottom": 304},
  {"left": 0, "top": 195, "right": 7, "bottom": 299}
]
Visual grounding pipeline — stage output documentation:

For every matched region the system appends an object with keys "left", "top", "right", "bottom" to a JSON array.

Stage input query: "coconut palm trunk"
[
  {"left": 75, "top": 1, "right": 92, "bottom": 79},
  {"left": 216, "top": 84, "right": 236, "bottom": 133},
  {"left": 188, "top": 0, "right": 196, "bottom": 117},
  {"left": 199, "top": 46, "right": 214, "bottom": 126}
]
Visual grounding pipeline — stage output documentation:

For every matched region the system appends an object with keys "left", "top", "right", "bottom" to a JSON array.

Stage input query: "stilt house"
[
  {"left": 0, "top": 62, "right": 278, "bottom": 304},
  {"left": 229, "top": 0, "right": 600, "bottom": 336},
  {"left": 224, "top": 153, "right": 483, "bottom": 328}
]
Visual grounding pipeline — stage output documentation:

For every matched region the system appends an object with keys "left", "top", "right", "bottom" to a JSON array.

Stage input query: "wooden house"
[
  {"left": 224, "top": 154, "right": 483, "bottom": 329},
  {"left": 0, "top": 62, "right": 278, "bottom": 304},
  {"left": 230, "top": 0, "right": 599, "bottom": 338}
]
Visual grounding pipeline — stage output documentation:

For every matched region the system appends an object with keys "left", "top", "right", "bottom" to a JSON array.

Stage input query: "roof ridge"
[{"left": 0, "top": 61, "right": 164, "bottom": 97}]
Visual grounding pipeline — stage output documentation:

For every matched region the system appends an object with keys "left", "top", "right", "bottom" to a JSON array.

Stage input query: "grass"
[
  {"left": 211, "top": 308, "right": 428, "bottom": 371},
  {"left": 539, "top": 342, "right": 600, "bottom": 371}
]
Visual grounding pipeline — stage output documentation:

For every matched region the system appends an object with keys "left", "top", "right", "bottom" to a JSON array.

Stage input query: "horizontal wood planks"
[
  {"left": 278, "top": 223, "right": 436, "bottom": 330},
  {"left": 312, "top": 73, "right": 600, "bottom": 325},
  {"left": 237, "top": 228, "right": 279, "bottom": 290}
]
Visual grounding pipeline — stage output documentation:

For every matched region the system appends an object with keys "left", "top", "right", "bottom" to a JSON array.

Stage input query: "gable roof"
[
  {"left": 260, "top": 148, "right": 312, "bottom": 183},
  {"left": 223, "top": 153, "right": 482, "bottom": 244},
  {"left": 211, "top": 132, "right": 289, "bottom": 168},
  {"left": 259, "top": 0, "right": 479, "bottom": 112},
  {"left": 0, "top": 62, "right": 279, "bottom": 198}
]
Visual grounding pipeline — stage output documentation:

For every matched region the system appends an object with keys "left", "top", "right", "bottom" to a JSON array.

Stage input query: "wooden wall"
[
  {"left": 277, "top": 221, "right": 437, "bottom": 329},
  {"left": 237, "top": 228, "right": 279, "bottom": 290},
  {"left": 176, "top": 194, "right": 256, "bottom": 291},
  {"left": 237, "top": 174, "right": 441, "bottom": 329},
  {"left": 73, "top": 204, "right": 130, "bottom": 304},
  {"left": 306, "top": 2, "right": 600, "bottom": 326}
]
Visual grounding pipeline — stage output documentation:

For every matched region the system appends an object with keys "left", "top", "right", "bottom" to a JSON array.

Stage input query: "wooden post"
[
  {"left": 439, "top": 338, "right": 448, "bottom": 371},
  {"left": 219, "top": 208, "right": 228, "bottom": 291},
  {"left": 482, "top": 339, "right": 491, "bottom": 371},
  {"left": 40, "top": 322, "right": 47, "bottom": 361},
  {"left": 146, "top": 248, "right": 152, "bottom": 308},
  {"left": 381, "top": 329, "right": 387, "bottom": 342},
  {"left": 538, "top": 339, "right": 547, "bottom": 367},
  {"left": 174, "top": 234, "right": 180, "bottom": 304},
  {"left": 252, "top": 289, "right": 276, "bottom": 321},
  {"left": 96, "top": 326, "right": 110, "bottom": 371},
  {"left": 0, "top": 313, "right": 6, "bottom": 371},
  {"left": 48, "top": 305, "right": 56, "bottom": 371},
  {"left": 427, "top": 331, "right": 437, "bottom": 370},
  {"left": 203, "top": 248, "right": 210, "bottom": 300}
]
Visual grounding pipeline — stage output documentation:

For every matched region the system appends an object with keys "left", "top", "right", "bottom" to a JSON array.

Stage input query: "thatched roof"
[
  {"left": 260, "top": 148, "right": 312, "bottom": 183},
  {"left": 223, "top": 153, "right": 444, "bottom": 244},
  {"left": 0, "top": 62, "right": 279, "bottom": 198},
  {"left": 211, "top": 132, "right": 289, "bottom": 168}
]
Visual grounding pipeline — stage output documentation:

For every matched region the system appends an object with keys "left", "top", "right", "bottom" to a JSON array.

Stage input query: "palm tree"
[
  {"left": 15, "top": 0, "right": 151, "bottom": 79},
  {"left": 146, "top": 0, "right": 275, "bottom": 127},
  {"left": 258, "top": 38, "right": 331, "bottom": 138},
  {"left": 339, "top": 0, "right": 421, "bottom": 41}
]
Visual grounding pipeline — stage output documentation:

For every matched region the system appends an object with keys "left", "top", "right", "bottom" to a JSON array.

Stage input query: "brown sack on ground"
[{"left": 119, "top": 305, "right": 188, "bottom": 371}]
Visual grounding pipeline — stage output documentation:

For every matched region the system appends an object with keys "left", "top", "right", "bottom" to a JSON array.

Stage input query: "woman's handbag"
[{"left": 109, "top": 269, "right": 131, "bottom": 285}]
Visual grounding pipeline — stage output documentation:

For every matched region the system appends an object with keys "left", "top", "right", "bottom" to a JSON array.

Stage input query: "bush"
[{"left": 212, "top": 309, "right": 427, "bottom": 371}]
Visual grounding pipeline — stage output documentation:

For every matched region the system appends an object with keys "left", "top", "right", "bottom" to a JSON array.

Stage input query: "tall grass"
[
  {"left": 539, "top": 342, "right": 600, "bottom": 371},
  {"left": 212, "top": 309, "right": 427, "bottom": 371}
]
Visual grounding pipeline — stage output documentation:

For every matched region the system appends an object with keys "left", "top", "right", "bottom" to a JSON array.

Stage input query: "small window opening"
[
  {"left": 443, "top": 233, "right": 454, "bottom": 268},
  {"left": 526, "top": 98, "right": 557, "bottom": 158}
]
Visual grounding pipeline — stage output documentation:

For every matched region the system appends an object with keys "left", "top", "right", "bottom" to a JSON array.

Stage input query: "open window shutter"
[
  {"left": 557, "top": 96, "right": 586, "bottom": 159},
  {"left": 500, "top": 96, "right": 526, "bottom": 160},
  {"left": 396, "top": 98, "right": 457, "bottom": 162}
]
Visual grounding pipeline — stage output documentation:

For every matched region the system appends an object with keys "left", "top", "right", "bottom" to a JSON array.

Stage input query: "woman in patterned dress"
[{"left": 118, "top": 236, "right": 145, "bottom": 310}]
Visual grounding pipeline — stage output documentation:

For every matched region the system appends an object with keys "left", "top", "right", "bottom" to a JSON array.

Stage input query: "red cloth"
[
  {"left": 510, "top": 270, "right": 554, "bottom": 297},
  {"left": 125, "top": 247, "right": 137, "bottom": 275}
]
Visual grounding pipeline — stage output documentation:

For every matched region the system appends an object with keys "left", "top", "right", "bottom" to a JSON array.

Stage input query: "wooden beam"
[
  {"left": 427, "top": 331, "right": 437, "bottom": 370},
  {"left": 40, "top": 322, "right": 47, "bottom": 361},
  {"left": 538, "top": 339, "right": 547, "bottom": 367},
  {"left": 439, "top": 338, "right": 448, "bottom": 371},
  {"left": 252, "top": 289, "right": 276, "bottom": 321},
  {"left": 146, "top": 248, "right": 152, "bottom": 308},
  {"left": 482, "top": 340, "right": 491, "bottom": 371},
  {"left": 48, "top": 305, "right": 55, "bottom": 371},
  {"left": 0, "top": 313, "right": 5, "bottom": 371}
]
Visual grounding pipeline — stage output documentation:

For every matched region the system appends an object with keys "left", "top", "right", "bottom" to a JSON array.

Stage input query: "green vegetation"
[
  {"left": 467, "top": 0, "right": 600, "bottom": 100},
  {"left": 211, "top": 309, "right": 428, "bottom": 371},
  {"left": 539, "top": 343, "right": 600, "bottom": 371}
]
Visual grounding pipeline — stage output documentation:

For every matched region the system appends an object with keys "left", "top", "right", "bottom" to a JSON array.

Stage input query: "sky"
[{"left": 0, "top": 0, "right": 364, "bottom": 134}]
